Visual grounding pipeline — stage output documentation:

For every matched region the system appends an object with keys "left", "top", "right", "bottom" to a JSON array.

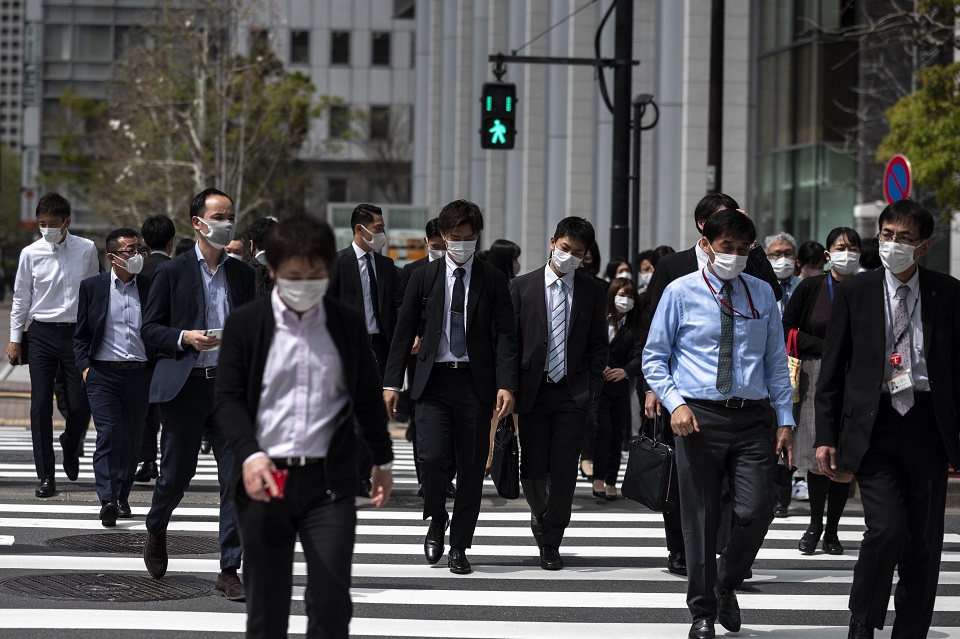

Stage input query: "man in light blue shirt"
[{"left": 642, "top": 210, "right": 795, "bottom": 639}]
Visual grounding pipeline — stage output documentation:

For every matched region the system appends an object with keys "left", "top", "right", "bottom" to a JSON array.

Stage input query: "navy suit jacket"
[
  {"left": 140, "top": 250, "right": 256, "bottom": 403},
  {"left": 74, "top": 271, "right": 154, "bottom": 372}
]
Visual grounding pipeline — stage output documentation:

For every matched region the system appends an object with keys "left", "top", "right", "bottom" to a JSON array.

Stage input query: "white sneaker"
[{"left": 792, "top": 479, "right": 809, "bottom": 501}]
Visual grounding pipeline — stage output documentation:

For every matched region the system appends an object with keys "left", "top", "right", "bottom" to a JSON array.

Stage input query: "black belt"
[
  {"left": 33, "top": 321, "right": 75, "bottom": 328},
  {"left": 690, "top": 397, "right": 760, "bottom": 409},
  {"left": 435, "top": 361, "right": 470, "bottom": 369},
  {"left": 189, "top": 367, "right": 217, "bottom": 379},
  {"left": 542, "top": 372, "right": 567, "bottom": 386},
  {"left": 272, "top": 456, "right": 324, "bottom": 468},
  {"left": 93, "top": 360, "right": 147, "bottom": 370}
]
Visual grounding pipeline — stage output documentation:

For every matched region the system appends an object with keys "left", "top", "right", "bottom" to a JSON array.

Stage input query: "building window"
[
  {"left": 250, "top": 29, "right": 269, "bottom": 55},
  {"left": 371, "top": 32, "right": 390, "bottom": 66},
  {"left": 328, "top": 178, "right": 347, "bottom": 202},
  {"left": 290, "top": 30, "right": 309, "bottom": 65},
  {"left": 44, "top": 24, "right": 71, "bottom": 61},
  {"left": 329, "top": 105, "right": 350, "bottom": 138},
  {"left": 75, "top": 25, "right": 112, "bottom": 61},
  {"left": 369, "top": 106, "right": 390, "bottom": 140},
  {"left": 330, "top": 31, "right": 350, "bottom": 65}
]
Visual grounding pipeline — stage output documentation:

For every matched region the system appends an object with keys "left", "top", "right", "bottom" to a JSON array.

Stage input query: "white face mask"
[
  {"left": 445, "top": 239, "right": 477, "bottom": 264},
  {"left": 616, "top": 270, "right": 633, "bottom": 280},
  {"left": 277, "top": 277, "right": 329, "bottom": 312},
  {"left": 115, "top": 252, "right": 144, "bottom": 275},
  {"left": 361, "top": 225, "right": 386, "bottom": 252},
  {"left": 40, "top": 223, "right": 65, "bottom": 244},
  {"left": 614, "top": 296, "right": 635, "bottom": 314},
  {"left": 770, "top": 257, "right": 795, "bottom": 280},
  {"left": 707, "top": 245, "right": 748, "bottom": 281},
  {"left": 879, "top": 241, "right": 919, "bottom": 275},
  {"left": 197, "top": 217, "right": 235, "bottom": 250},
  {"left": 427, "top": 247, "right": 445, "bottom": 261},
  {"left": 551, "top": 247, "right": 582, "bottom": 274},
  {"left": 828, "top": 251, "right": 861, "bottom": 276},
  {"left": 638, "top": 272, "right": 653, "bottom": 288}
]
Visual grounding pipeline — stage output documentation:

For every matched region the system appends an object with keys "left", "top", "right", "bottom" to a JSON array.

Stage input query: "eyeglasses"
[
  {"left": 877, "top": 231, "right": 919, "bottom": 245},
  {"left": 766, "top": 249, "right": 795, "bottom": 259},
  {"left": 114, "top": 247, "right": 148, "bottom": 256}
]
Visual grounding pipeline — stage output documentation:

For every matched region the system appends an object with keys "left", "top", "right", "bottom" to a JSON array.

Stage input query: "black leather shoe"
[
  {"left": 798, "top": 526, "right": 823, "bottom": 555},
  {"left": 144, "top": 531, "right": 168, "bottom": 578},
  {"left": 117, "top": 499, "right": 132, "bottom": 519},
  {"left": 200, "top": 431, "right": 212, "bottom": 454},
  {"left": 134, "top": 461, "right": 158, "bottom": 483},
  {"left": 667, "top": 551, "right": 687, "bottom": 576},
  {"left": 99, "top": 501, "right": 118, "bottom": 527},
  {"left": 688, "top": 619, "right": 715, "bottom": 639},
  {"left": 773, "top": 504, "right": 788, "bottom": 518},
  {"left": 60, "top": 433, "right": 79, "bottom": 481},
  {"left": 424, "top": 515, "right": 448, "bottom": 564},
  {"left": 446, "top": 482, "right": 457, "bottom": 498},
  {"left": 540, "top": 545, "right": 563, "bottom": 571},
  {"left": 715, "top": 585, "right": 741, "bottom": 632},
  {"left": 822, "top": 536, "right": 844, "bottom": 555},
  {"left": 531, "top": 513, "right": 544, "bottom": 549},
  {"left": 215, "top": 569, "right": 245, "bottom": 602},
  {"left": 848, "top": 614, "right": 874, "bottom": 639},
  {"left": 35, "top": 478, "right": 56, "bottom": 498},
  {"left": 448, "top": 546, "right": 472, "bottom": 574}
]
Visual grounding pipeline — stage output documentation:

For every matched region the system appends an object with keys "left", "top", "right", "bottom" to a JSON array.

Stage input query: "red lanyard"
[{"left": 701, "top": 268, "right": 759, "bottom": 320}]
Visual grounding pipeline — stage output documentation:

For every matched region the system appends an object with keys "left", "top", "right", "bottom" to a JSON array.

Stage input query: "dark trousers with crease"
[
  {"left": 851, "top": 392, "right": 947, "bottom": 637},
  {"left": 138, "top": 403, "right": 160, "bottom": 464},
  {"left": 591, "top": 392, "right": 629, "bottom": 485},
  {"left": 519, "top": 379, "right": 587, "bottom": 550},
  {"left": 27, "top": 321, "right": 90, "bottom": 481},
  {"left": 675, "top": 400, "right": 774, "bottom": 623},
  {"left": 659, "top": 419, "right": 686, "bottom": 554},
  {"left": 237, "top": 464, "right": 355, "bottom": 639},
  {"left": 415, "top": 366, "right": 490, "bottom": 549}
]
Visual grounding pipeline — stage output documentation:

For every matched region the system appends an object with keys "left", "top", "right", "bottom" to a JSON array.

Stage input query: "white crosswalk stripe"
[{"left": 0, "top": 430, "right": 958, "bottom": 637}]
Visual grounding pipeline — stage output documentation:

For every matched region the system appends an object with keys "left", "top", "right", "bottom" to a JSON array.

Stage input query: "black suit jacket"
[
  {"left": 328, "top": 245, "right": 402, "bottom": 342},
  {"left": 511, "top": 267, "right": 608, "bottom": 413},
  {"left": 141, "top": 252, "right": 170, "bottom": 278},
  {"left": 74, "top": 271, "right": 154, "bottom": 372},
  {"left": 781, "top": 273, "right": 830, "bottom": 359},
  {"left": 383, "top": 257, "right": 518, "bottom": 404},
  {"left": 140, "top": 250, "right": 256, "bottom": 403},
  {"left": 603, "top": 321, "right": 644, "bottom": 399},
  {"left": 215, "top": 296, "right": 393, "bottom": 497},
  {"left": 816, "top": 267, "right": 960, "bottom": 473}
]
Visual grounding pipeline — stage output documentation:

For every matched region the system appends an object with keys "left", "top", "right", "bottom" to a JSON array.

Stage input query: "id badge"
[{"left": 886, "top": 369, "right": 914, "bottom": 395}]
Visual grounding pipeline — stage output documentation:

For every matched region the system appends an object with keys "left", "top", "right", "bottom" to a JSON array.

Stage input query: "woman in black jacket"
[
  {"left": 591, "top": 277, "right": 644, "bottom": 500},
  {"left": 782, "top": 227, "right": 862, "bottom": 555}
]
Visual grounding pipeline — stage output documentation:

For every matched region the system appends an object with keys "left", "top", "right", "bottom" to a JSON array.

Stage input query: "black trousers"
[
  {"left": 518, "top": 380, "right": 587, "bottom": 550},
  {"left": 851, "top": 393, "right": 947, "bottom": 637},
  {"left": 415, "top": 365, "right": 490, "bottom": 549},
  {"left": 658, "top": 419, "right": 686, "bottom": 554},
  {"left": 675, "top": 400, "right": 774, "bottom": 622},
  {"left": 27, "top": 321, "right": 90, "bottom": 481},
  {"left": 236, "top": 464, "right": 355, "bottom": 639},
  {"left": 592, "top": 392, "right": 629, "bottom": 485},
  {"left": 138, "top": 404, "right": 160, "bottom": 464}
]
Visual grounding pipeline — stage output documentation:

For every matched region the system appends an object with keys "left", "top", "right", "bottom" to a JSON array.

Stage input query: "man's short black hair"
[
  {"left": 859, "top": 237, "right": 881, "bottom": 270},
  {"left": 263, "top": 215, "right": 336, "bottom": 271},
  {"left": 702, "top": 210, "right": 756, "bottom": 244},
  {"left": 141, "top": 215, "right": 176, "bottom": 250},
  {"left": 36, "top": 193, "right": 71, "bottom": 220},
  {"left": 694, "top": 193, "right": 739, "bottom": 233},
  {"left": 425, "top": 217, "right": 441, "bottom": 239},
  {"left": 351, "top": 204, "right": 383, "bottom": 230},
  {"left": 825, "top": 226, "right": 861, "bottom": 251},
  {"left": 438, "top": 200, "right": 484, "bottom": 235},
  {"left": 189, "top": 188, "right": 233, "bottom": 221},
  {"left": 246, "top": 217, "right": 277, "bottom": 251},
  {"left": 105, "top": 227, "right": 139, "bottom": 254},
  {"left": 553, "top": 216, "right": 595, "bottom": 248},
  {"left": 878, "top": 198, "right": 935, "bottom": 241},
  {"left": 175, "top": 238, "right": 195, "bottom": 256}
]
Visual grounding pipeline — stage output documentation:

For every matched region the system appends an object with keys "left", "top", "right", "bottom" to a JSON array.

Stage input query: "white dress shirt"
[
  {"left": 882, "top": 267, "right": 928, "bottom": 391},
  {"left": 352, "top": 241, "right": 380, "bottom": 334},
  {"left": 93, "top": 270, "right": 148, "bottom": 362},
  {"left": 435, "top": 253, "right": 473, "bottom": 363},
  {"left": 694, "top": 241, "right": 710, "bottom": 270},
  {"left": 542, "top": 264, "right": 575, "bottom": 372},
  {"left": 10, "top": 232, "right": 99, "bottom": 342},
  {"left": 247, "top": 289, "right": 348, "bottom": 466}
]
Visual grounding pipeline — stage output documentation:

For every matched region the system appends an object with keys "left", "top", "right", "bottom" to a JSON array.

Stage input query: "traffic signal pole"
[{"left": 609, "top": 0, "right": 633, "bottom": 262}]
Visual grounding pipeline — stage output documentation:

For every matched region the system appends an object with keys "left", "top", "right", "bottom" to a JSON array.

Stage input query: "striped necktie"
[{"left": 547, "top": 279, "right": 567, "bottom": 383}]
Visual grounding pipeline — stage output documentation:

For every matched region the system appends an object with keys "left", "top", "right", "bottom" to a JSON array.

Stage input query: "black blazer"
[
  {"left": 399, "top": 256, "right": 430, "bottom": 336},
  {"left": 247, "top": 254, "right": 274, "bottom": 299},
  {"left": 215, "top": 296, "right": 393, "bottom": 497},
  {"left": 383, "top": 257, "right": 518, "bottom": 404},
  {"left": 781, "top": 273, "right": 831, "bottom": 359},
  {"left": 815, "top": 267, "right": 960, "bottom": 473},
  {"left": 603, "top": 320, "right": 644, "bottom": 399},
  {"left": 328, "top": 245, "right": 402, "bottom": 342},
  {"left": 140, "top": 250, "right": 256, "bottom": 403},
  {"left": 140, "top": 252, "right": 170, "bottom": 278},
  {"left": 510, "top": 267, "right": 608, "bottom": 413},
  {"left": 74, "top": 271, "right": 154, "bottom": 372}
]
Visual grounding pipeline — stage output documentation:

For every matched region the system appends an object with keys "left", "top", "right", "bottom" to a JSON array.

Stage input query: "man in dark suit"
[
  {"left": 816, "top": 199, "right": 960, "bottom": 639},
  {"left": 641, "top": 193, "right": 782, "bottom": 576},
  {"left": 245, "top": 216, "right": 276, "bottom": 299},
  {"left": 216, "top": 216, "right": 393, "bottom": 639},
  {"left": 383, "top": 199, "right": 517, "bottom": 575},
  {"left": 74, "top": 228, "right": 154, "bottom": 527},
  {"left": 139, "top": 188, "right": 255, "bottom": 602},
  {"left": 511, "top": 217, "right": 608, "bottom": 570},
  {"left": 328, "top": 203, "right": 402, "bottom": 376},
  {"left": 134, "top": 214, "right": 175, "bottom": 484}
]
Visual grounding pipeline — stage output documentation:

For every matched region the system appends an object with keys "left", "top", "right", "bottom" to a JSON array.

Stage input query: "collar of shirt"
[
  {"left": 694, "top": 241, "right": 710, "bottom": 269},
  {"left": 445, "top": 252, "right": 474, "bottom": 275},
  {"left": 151, "top": 250, "right": 170, "bottom": 258},
  {"left": 110, "top": 268, "right": 137, "bottom": 290},
  {"left": 254, "top": 250, "right": 266, "bottom": 261},
  {"left": 47, "top": 231, "right": 74, "bottom": 252},
  {"left": 270, "top": 286, "right": 324, "bottom": 329},
  {"left": 884, "top": 266, "right": 920, "bottom": 302},
  {"left": 194, "top": 241, "right": 227, "bottom": 270},
  {"left": 702, "top": 264, "right": 745, "bottom": 296},
  {"left": 543, "top": 263, "right": 575, "bottom": 289},
  {"left": 352, "top": 241, "right": 371, "bottom": 260}
]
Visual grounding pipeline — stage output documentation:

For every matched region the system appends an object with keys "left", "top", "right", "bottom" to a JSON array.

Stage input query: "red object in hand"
[
  {"left": 890, "top": 352, "right": 902, "bottom": 368},
  {"left": 270, "top": 469, "right": 289, "bottom": 499}
]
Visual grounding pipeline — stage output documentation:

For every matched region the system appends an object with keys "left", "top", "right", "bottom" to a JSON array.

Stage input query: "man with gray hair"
[{"left": 764, "top": 232, "right": 802, "bottom": 315}]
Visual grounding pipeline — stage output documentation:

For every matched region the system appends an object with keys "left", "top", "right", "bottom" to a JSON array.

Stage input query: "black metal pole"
[
  {"left": 631, "top": 99, "right": 642, "bottom": 265},
  {"left": 707, "top": 0, "right": 724, "bottom": 194},
  {"left": 609, "top": 0, "right": 633, "bottom": 261}
]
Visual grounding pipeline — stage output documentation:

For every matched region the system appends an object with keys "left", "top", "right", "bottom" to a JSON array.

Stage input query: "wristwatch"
[{"left": 375, "top": 462, "right": 393, "bottom": 471}]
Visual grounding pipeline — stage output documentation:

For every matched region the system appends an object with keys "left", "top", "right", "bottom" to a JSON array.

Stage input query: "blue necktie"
[
  {"left": 450, "top": 267, "right": 466, "bottom": 357},
  {"left": 547, "top": 279, "right": 567, "bottom": 382}
]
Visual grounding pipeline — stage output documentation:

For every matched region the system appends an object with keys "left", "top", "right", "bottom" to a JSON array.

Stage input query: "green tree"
[{"left": 0, "top": 146, "right": 31, "bottom": 267}]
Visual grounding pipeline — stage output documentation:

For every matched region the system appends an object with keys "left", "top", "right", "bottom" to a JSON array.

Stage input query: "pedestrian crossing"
[{"left": 0, "top": 428, "right": 958, "bottom": 637}]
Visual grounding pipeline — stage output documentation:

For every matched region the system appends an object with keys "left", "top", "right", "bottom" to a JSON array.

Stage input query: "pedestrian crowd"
[{"left": 6, "top": 190, "right": 958, "bottom": 639}]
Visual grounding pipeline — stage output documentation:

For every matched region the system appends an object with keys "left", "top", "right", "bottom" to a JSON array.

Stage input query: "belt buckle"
[
  {"left": 285, "top": 456, "right": 306, "bottom": 467},
  {"left": 725, "top": 398, "right": 745, "bottom": 409},
  {"left": 205, "top": 367, "right": 216, "bottom": 379}
]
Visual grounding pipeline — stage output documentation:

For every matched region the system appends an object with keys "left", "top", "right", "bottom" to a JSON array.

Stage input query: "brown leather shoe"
[
  {"left": 215, "top": 569, "right": 246, "bottom": 602},
  {"left": 143, "top": 531, "right": 167, "bottom": 578}
]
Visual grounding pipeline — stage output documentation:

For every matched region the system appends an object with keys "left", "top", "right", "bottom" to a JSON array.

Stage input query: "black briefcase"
[
  {"left": 491, "top": 414, "right": 520, "bottom": 499},
  {"left": 621, "top": 413, "right": 677, "bottom": 513}
]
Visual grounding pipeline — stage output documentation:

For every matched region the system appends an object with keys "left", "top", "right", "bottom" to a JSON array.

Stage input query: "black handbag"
[
  {"left": 621, "top": 412, "right": 678, "bottom": 512},
  {"left": 491, "top": 414, "right": 520, "bottom": 499}
]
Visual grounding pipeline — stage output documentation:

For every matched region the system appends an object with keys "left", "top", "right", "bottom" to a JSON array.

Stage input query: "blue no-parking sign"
[{"left": 883, "top": 154, "right": 912, "bottom": 204}]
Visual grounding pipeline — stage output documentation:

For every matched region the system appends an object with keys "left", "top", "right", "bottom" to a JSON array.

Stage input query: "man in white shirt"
[{"left": 7, "top": 193, "right": 99, "bottom": 498}]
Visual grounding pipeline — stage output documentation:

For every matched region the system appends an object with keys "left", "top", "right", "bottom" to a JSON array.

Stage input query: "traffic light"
[{"left": 480, "top": 82, "right": 516, "bottom": 149}]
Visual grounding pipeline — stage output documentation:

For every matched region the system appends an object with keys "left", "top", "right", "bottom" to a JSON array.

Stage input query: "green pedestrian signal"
[{"left": 480, "top": 82, "right": 517, "bottom": 149}]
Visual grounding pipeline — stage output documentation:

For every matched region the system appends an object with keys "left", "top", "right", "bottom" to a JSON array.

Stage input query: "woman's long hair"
[{"left": 485, "top": 239, "right": 521, "bottom": 280}]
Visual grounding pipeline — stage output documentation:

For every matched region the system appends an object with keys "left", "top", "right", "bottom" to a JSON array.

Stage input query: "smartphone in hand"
[{"left": 270, "top": 469, "right": 289, "bottom": 499}]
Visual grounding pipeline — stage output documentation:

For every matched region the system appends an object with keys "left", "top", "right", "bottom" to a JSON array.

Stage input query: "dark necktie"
[
  {"left": 450, "top": 267, "right": 466, "bottom": 357},
  {"left": 716, "top": 281, "right": 734, "bottom": 394},
  {"left": 780, "top": 280, "right": 791, "bottom": 313},
  {"left": 364, "top": 253, "right": 384, "bottom": 333},
  {"left": 891, "top": 284, "right": 914, "bottom": 415}
]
